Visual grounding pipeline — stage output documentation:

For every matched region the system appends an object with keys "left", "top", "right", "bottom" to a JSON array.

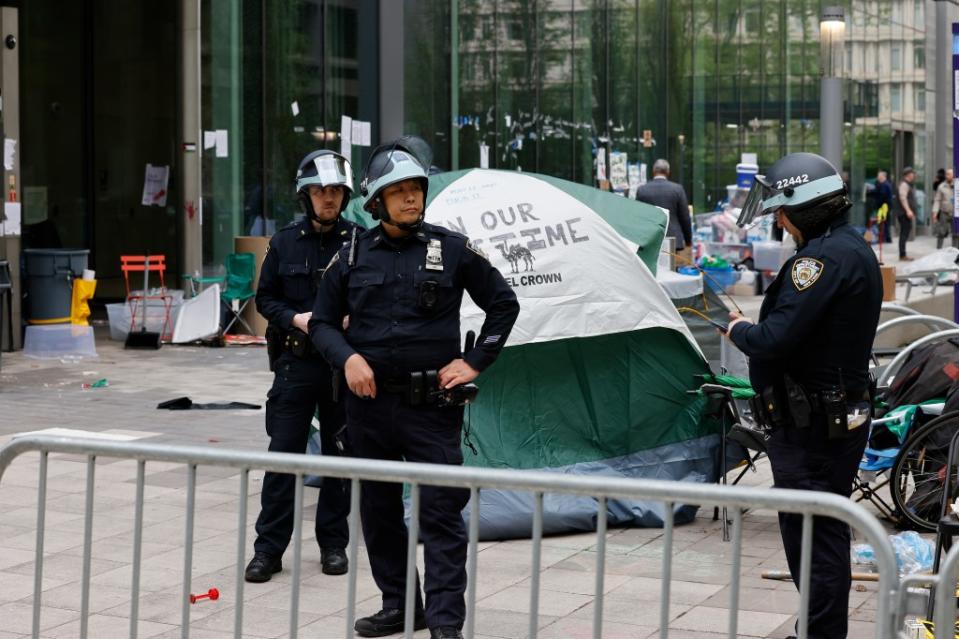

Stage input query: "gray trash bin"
[{"left": 23, "top": 249, "right": 90, "bottom": 324}]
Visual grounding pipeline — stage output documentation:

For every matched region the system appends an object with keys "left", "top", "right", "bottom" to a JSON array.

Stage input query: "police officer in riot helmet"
[
  {"left": 726, "top": 152, "right": 882, "bottom": 638},
  {"left": 244, "top": 149, "right": 358, "bottom": 583},
  {"left": 310, "top": 137, "right": 519, "bottom": 639}
]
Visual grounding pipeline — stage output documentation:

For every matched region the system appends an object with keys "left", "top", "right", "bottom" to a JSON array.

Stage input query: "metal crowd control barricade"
[
  {"left": 0, "top": 435, "right": 902, "bottom": 639},
  {"left": 934, "top": 537, "right": 959, "bottom": 637}
]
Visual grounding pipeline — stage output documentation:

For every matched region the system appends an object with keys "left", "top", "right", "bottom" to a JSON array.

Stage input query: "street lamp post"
[{"left": 820, "top": 6, "right": 845, "bottom": 171}]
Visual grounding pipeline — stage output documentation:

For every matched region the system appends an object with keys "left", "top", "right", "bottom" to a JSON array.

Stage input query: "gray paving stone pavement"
[{"left": 0, "top": 231, "right": 945, "bottom": 639}]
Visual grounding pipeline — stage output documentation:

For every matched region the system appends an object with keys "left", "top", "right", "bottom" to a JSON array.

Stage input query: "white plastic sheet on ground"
[
  {"left": 898, "top": 247, "right": 959, "bottom": 276},
  {"left": 172, "top": 284, "right": 221, "bottom": 343}
]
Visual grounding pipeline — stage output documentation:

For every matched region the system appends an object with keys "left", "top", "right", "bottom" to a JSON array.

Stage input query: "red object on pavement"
[{"left": 189, "top": 587, "right": 220, "bottom": 604}]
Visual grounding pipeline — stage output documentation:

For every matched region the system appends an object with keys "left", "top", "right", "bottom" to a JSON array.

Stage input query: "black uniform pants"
[
  {"left": 897, "top": 213, "right": 912, "bottom": 257},
  {"left": 254, "top": 353, "right": 350, "bottom": 556},
  {"left": 346, "top": 391, "right": 470, "bottom": 629},
  {"left": 765, "top": 409, "right": 869, "bottom": 639}
]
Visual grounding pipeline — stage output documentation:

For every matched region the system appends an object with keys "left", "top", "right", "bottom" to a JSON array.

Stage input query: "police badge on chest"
[
  {"left": 418, "top": 238, "right": 444, "bottom": 312},
  {"left": 425, "top": 238, "right": 444, "bottom": 271}
]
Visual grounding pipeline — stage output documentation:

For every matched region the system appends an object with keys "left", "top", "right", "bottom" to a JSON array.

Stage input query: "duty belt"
[
  {"left": 753, "top": 380, "right": 872, "bottom": 441},
  {"left": 808, "top": 388, "right": 871, "bottom": 411},
  {"left": 377, "top": 371, "right": 479, "bottom": 407}
]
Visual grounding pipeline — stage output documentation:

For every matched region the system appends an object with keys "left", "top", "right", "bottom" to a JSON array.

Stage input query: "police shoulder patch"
[{"left": 791, "top": 257, "right": 824, "bottom": 291}]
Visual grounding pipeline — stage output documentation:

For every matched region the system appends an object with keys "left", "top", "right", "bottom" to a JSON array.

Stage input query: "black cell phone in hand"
[{"left": 706, "top": 318, "right": 728, "bottom": 333}]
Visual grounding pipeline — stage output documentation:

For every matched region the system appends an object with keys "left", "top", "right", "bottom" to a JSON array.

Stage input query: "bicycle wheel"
[{"left": 889, "top": 411, "right": 959, "bottom": 532}]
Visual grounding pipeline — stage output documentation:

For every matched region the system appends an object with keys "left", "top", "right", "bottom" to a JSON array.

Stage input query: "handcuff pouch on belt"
[
  {"left": 749, "top": 376, "right": 811, "bottom": 431},
  {"left": 751, "top": 385, "right": 788, "bottom": 431},
  {"left": 286, "top": 330, "right": 313, "bottom": 358},
  {"left": 783, "top": 374, "right": 813, "bottom": 429}
]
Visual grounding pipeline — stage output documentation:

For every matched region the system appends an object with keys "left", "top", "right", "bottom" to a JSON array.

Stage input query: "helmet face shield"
[
  {"left": 312, "top": 154, "right": 352, "bottom": 189},
  {"left": 735, "top": 152, "right": 847, "bottom": 229},
  {"left": 736, "top": 175, "right": 774, "bottom": 227},
  {"left": 296, "top": 151, "right": 354, "bottom": 195}
]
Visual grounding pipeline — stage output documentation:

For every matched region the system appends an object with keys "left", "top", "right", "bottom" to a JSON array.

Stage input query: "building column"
[
  {"left": 180, "top": 0, "right": 202, "bottom": 281},
  {"left": 378, "top": 0, "right": 404, "bottom": 143},
  {"left": 820, "top": 76, "right": 843, "bottom": 171},
  {"left": 0, "top": 5, "right": 21, "bottom": 348},
  {"left": 934, "top": 1, "right": 956, "bottom": 172}
]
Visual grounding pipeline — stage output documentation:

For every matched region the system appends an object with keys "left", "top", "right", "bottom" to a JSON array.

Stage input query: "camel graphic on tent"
[{"left": 497, "top": 243, "right": 536, "bottom": 273}]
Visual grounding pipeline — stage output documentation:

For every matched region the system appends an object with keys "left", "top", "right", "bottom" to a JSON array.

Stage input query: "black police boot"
[
  {"left": 244, "top": 552, "right": 282, "bottom": 583},
  {"left": 354, "top": 608, "right": 426, "bottom": 637},
  {"left": 430, "top": 627, "right": 464, "bottom": 639},
  {"left": 320, "top": 547, "right": 348, "bottom": 575}
]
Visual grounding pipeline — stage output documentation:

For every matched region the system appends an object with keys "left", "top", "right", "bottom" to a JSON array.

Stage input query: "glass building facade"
[
  {"left": 403, "top": 0, "right": 934, "bottom": 226},
  {"left": 17, "top": 0, "right": 944, "bottom": 284},
  {"left": 199, "top": 0, "right": 378, "bottom": 269}
]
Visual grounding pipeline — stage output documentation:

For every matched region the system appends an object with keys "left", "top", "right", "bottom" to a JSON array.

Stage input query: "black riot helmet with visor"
[
  {"left": 736, "top": 152, "right": 847, "bottom": 232},
  {"left": 295, "top": 149, "right": 354, "bottom": 223},
  {"left": 359, "top": 135, "right": 433, "bottom": 230}
]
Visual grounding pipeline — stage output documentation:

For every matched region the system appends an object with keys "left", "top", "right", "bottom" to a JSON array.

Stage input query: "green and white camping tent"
[{"left": 345, "top": 169, "right": 719, "bottom": 538}]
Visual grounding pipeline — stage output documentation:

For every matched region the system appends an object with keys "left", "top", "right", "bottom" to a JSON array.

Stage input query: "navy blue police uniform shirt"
[
  {"left": 255, "top": 217, "right": 358, "bottom": 330},
  {"left": 729, "top": 219, "right": 882, "bottom": 395},
  {"left": 309, "top": 222, "right": 520, "bottom": 378}
]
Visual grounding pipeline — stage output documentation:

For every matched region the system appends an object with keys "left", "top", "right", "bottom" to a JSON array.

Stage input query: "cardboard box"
[
  {"left": 880, "top": 264, "right": 896, "bottom": 302},
  {"left": 234, "top": 236, "right": 270, "bottom": 336}
]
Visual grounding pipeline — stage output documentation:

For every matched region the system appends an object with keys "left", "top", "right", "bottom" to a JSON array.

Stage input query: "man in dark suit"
[{"left": 635, "top": 159, "right": 692, "bottom": 266}]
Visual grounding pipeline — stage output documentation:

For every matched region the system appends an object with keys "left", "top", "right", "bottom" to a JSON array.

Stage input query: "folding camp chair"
[
  {"left": 854, "top": 428, "right": 899, "bottom": 520},
  {"left": 221, "top": 252, "right": 256, "bottom": 334},
  {"left": 183, "top": 271, "right": 225, "bottom": 297},
  {"left": 120, "top": 255, "right": 173, "bottom": 341},
  {"left": 853, "top": 401, "right": 949, "bottom": 527},
  {"left": 694, "top": 376, "right": 768, "bottom": 541}
]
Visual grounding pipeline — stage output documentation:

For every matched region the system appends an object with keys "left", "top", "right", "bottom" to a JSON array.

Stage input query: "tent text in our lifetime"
[{"left": 438, "top": 201, "right": 592, "bottom": 256}]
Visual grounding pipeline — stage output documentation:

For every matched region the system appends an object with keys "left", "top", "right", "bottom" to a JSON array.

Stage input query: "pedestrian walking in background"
[
  {"left": 872, "top": 170, "right": 894, "bottom": 245},
  {"left": 933, "top": 167, "right": 946, "bottom": 194},
  {"left": 892, "top": 167, "right": 918, "bottom": 261},
  {"left": 932, "top": 168, "right": 955, "bottom": 249},
  {"left": 635, "top": 159, "right": 692, "bottom": 267}
]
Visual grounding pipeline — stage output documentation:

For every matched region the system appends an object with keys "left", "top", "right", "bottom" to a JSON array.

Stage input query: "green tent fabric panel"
[
  {"left": 342, "top": 197, "right": 373, "bottom": 229},
  {"left": 465, "top": 327, "right": 715, "bottom": 470},
  {"left": 530, "top": 173, "right": 667, "bottom": 272}
]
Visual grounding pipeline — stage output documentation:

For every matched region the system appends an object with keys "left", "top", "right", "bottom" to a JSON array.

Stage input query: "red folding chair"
[{"left": 120, "top": 255, "right": 173, "bottom": 341}]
